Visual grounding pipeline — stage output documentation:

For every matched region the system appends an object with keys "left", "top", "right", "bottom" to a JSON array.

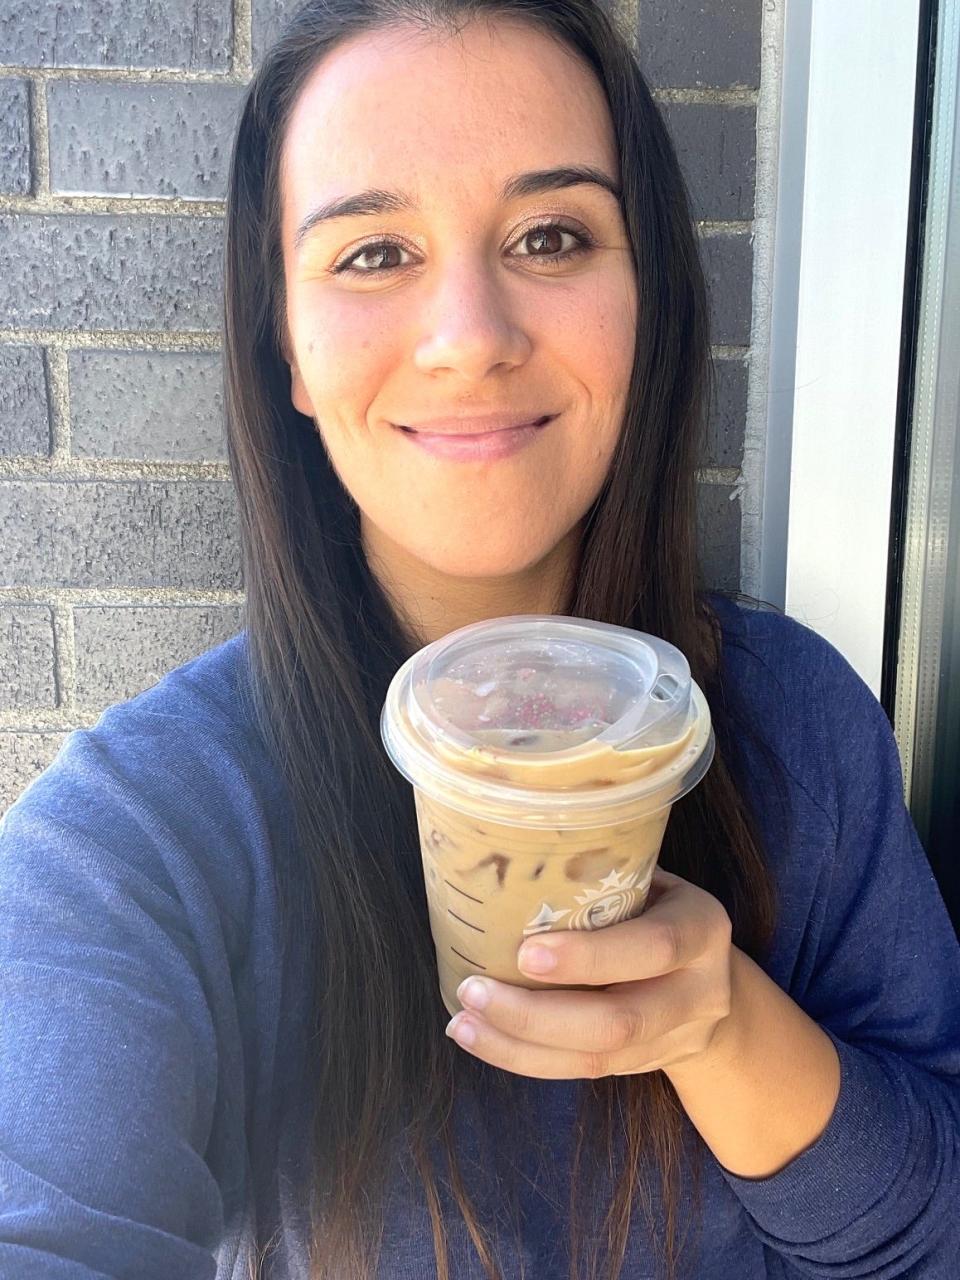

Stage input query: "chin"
[{"left": 423, "top": 545, "right": 553, "bottom": 580}]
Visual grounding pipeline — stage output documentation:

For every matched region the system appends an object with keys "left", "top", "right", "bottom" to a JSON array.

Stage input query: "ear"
[
  {"left": 288, "top": 358, "right": 316, "bottom": 419},
  {"left": 282, "top": 339, "right": 316, "bottom": 419}
]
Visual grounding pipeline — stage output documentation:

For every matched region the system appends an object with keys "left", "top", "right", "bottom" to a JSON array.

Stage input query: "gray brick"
[
  {"left": 661, "top": 102, "right": 756, "bottom": 222},
  {"left": 639, "top": 0, "right": 761, "bottom": 89},
  {"left": 74, "top": 604, "right": 242, "bottom": 705},
  {"left": 696, "top": 482, "right": 740, "bottom": 592},
  {"left": 0, "top": 214, "right": 223, "bottom": 332},
  {"left": 69, "top": 351, "right": 225, "bottom": 461},
  {"left": 0, "top": 733, "right": 68, "bottom": 820},
  {"left": 704, "top": 358, "right": 747, "bottom": 469},
  {"left": 701, "top": 232, "right": 753, "bottom": 347},
  {"left": 0, "top": 79, "right": 31, "bottom": 195},
  {"left": 48, "top": 81, "right": 246, "bottom": 200},
  {"left": 0, "top": 607, "right": 57, "bottom": 710},
  {"left": 0, "top": 346, "right": 50, "bottom": 457},
  {"left": 253, "top": 0, "right": 297, "bottom": 66},
  {"left": 0, "top": 0, "right": 232, "bottom": 71},
  {"left": 0, "top": 480, "right": 241, "bottom": 589}
]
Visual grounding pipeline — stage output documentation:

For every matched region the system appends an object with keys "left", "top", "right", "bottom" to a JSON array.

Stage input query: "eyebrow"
[{"left": 293, "top": 165, "right": 622, "bottom": 254}]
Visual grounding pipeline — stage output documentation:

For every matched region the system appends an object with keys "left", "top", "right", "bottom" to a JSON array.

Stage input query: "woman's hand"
[{"left": 445, "top": 866, "right": 737, "bottom": 1079}]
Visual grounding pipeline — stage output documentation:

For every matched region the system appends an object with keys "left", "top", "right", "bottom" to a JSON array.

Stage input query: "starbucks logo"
[
  {"left": 568, "top": 890, "right": 636, "bottom": 930},
  {"left": 522, "top": 863, "right": 655, "bottom": 937}
]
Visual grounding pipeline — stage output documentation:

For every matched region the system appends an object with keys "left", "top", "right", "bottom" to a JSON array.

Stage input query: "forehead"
[{"left": 279, "top": 19, "right": 617, "bottom": 227}]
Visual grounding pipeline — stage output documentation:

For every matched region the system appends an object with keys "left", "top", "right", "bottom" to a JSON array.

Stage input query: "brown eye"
[
  {"left": 333, "top": 241, "right": 411, "bottom": 275},
  {"left": 518, "top": 225, "right": 572, "bottom": 255},
  {"left": 510, "top": 221, "right": 596, "bottom": 266},
  {"left": 331, "top": 220, "right": 595, "bottom": 278}
]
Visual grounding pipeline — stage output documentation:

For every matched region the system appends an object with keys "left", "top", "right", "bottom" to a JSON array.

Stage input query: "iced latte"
[{"left": 381, "top": 615, "right": 714, "bottom": 1017}]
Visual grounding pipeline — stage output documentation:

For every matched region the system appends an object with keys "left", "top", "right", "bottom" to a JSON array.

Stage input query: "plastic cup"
[{"left": 380, "top": 615, "right": 715, "bottom": 1017}]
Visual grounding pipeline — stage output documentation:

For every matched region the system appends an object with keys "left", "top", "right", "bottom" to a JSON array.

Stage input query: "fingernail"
[
  {"left": 446, "top": 1013, "right": 476, "bottom": 1046},
  {"left": 457, "top": 977, "right": 491, "bottom": 1010},
  {"left": 518, "top": 943, "right": 557, "bottom": 973}
]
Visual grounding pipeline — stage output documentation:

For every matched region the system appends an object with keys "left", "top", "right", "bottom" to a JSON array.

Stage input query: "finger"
[
  {"left": 445, "top": 1002, "right": 639, "bottom": 1080},
  {"left": 517, "top": 873, "right": 729, "bottom": 987},
  {"left": 447, "top": 970, "right": 719, "bottom": 1079},
  {"left": 456, "top": 974, "right": 643, "bottom": 1053},
  {"left": 455, "top": 972, "right": 716, "bottom": 1064}
]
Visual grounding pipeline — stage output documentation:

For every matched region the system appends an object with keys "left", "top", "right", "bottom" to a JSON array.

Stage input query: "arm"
[
  {"left": 673, "top": 632, "right": 960, "bottom": 1276},
  {"left": 664, "top": 945, "right": 842, "bottom": 1179},
  {"left": 0, "top": 726, "right": 231, "bottom": 1278}
]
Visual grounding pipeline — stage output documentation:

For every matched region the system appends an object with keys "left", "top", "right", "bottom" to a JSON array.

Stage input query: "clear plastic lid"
[{"left": 380, "top": 614, "right": 714, "bottom": 827}]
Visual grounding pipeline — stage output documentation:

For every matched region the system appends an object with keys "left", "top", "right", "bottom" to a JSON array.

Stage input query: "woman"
[{"left": 1, "top": 1, "right": 958, "bottom": 1278}]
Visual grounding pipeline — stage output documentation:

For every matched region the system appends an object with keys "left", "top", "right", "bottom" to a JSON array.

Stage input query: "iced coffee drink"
[{"left": 380, "top": 616, "right": 714, "bottom": 1018}]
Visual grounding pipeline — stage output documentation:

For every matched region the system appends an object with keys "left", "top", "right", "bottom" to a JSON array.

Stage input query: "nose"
[{"left": 412, "top": 254, "right": 532, "bottom": 380}]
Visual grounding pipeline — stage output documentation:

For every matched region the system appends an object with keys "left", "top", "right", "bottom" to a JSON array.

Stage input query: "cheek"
[
  {"left": 291, "top": 292, "right": 399, "bottom": 414},
  {"left": 585, "top": 289, "right": 637, "bottom": 389},
  {"left": 541, "top": 273, "right": 636, "bottom": 393},
  {"left": 544, "top": 286, "right": 635, "bottom": 468}
]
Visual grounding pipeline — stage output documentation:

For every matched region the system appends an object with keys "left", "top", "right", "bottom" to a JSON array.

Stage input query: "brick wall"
[{"left": 0, "top": 0, "right": 770, "bottom": 812}]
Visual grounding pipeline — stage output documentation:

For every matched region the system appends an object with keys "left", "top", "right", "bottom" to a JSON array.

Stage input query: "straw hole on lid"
[{"left": 651, "top": 674, "right": 681, "bottom": 701}]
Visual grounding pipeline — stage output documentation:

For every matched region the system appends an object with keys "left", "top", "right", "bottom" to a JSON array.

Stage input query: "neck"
[{"left": 362, "top": 518, "right": 584, "bottom": 649}]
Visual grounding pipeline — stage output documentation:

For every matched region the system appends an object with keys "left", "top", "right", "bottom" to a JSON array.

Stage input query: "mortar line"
[
  {"left": 611, "top": 0, "right": 640, "bottom": 57},
  {"left": 0, "top": 714, "right": 125, "bottom": 732},
  {"left": 653, "top": 87, "right": 758, "bottom": 106},
  {"left": 0, "top": 458, "right": 234, "bottom": 480},
  {"left": 0, "top": 67, "right": 250, "bottom": 85},
  {"left": 234, "top": 0, "right": 253, "bottom": 77},
  {"left": 0, "top": 330, "right": 221, "bottom": 350},
  {"left": 35, "top": 73, "right": 49, "bottom": 196},
  {"left": 51, "top": 604, "right": 76, "bottom": 713},
  {"left": 24, "top": 74, "right": 47, "bottom": 198},
  {"left": 700, "top": 221, "right": 752, "bottom": 236},
  {"left": 698, "top": 468, "right": 741, "bottom": 485},
  {"left": 0, "top": 194, "right": 226, "bottom": 216},
  {"left": 0, "top": 591, "right": 246, "bottom": 612},
  {"left": 44, "top": 347, "right": 70, "bottom": 457}
]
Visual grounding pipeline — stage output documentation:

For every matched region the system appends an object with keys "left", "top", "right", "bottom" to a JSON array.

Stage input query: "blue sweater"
[{"left": 1, "top": 599, "right": 959, "bottom": 1279}]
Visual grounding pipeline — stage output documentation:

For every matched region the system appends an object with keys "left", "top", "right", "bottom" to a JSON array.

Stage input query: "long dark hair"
[{"left": 223, "top": 2, "right": 783, "bottom": 1277}]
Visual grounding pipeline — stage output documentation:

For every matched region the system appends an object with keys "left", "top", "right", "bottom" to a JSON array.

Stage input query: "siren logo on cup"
[{"left": 523, "top": 862, "right": 656, "bottom": 935}]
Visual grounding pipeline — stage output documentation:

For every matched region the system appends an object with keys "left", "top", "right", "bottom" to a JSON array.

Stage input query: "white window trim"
[{"left": 747, "top": 0, "right": 921, "bottom": 697}]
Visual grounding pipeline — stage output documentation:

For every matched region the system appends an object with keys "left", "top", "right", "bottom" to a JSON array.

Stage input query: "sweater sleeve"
[
  {"left": 0, "top": 726, "right": 231, "bottom": 1279},
  {"left": 719, "top": 631, "right": 960, "bottom": 1277}
]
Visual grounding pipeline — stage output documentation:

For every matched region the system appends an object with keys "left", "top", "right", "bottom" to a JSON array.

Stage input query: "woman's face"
[{"left": 279, "top": 17, "right": 638, "bottom": 582}]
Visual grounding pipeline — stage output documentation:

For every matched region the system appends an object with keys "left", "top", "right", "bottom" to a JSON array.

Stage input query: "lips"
[
  {"left": 397, "top": 417, "right": 552, "bottom": 461},
  {"left": 396, "top": 413, "right": 554, "bottom": 437}
]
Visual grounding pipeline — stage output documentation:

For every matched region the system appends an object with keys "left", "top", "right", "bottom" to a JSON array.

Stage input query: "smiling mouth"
[
  {"left": 397, "top": 416, "right": 552, "bottom": 437},
  {"left": 393, "top": 416, "right": 553, "bottom": 461}
]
